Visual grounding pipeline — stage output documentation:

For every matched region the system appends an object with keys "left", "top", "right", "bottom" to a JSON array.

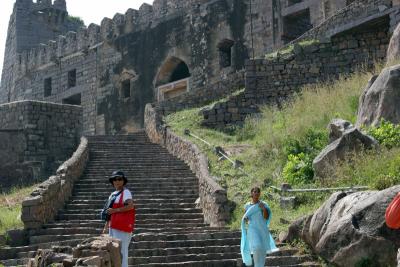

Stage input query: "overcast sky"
[{"left": 0, "top": 0, "right": 153, "bottom": 77}]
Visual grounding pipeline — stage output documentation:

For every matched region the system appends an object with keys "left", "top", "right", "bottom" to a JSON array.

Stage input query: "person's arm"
[
  {"left": 107, "top": 199, "right": 135, "bottom": 214},
  {"left": 102, "top": 221, "right": 109, "bottom": 234},
  {"left": 259, "top": 202, "right": 269, "bottom": 220}
]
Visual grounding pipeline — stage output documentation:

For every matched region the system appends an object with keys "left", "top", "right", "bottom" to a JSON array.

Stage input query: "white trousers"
[{"left": 109, "top": 228, "right": 132, "bottom": 267}]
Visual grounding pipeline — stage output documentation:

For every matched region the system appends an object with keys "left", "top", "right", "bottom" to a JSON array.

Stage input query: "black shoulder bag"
[{"left": 100, "top": 190, "right": 123, "bottom": 221}]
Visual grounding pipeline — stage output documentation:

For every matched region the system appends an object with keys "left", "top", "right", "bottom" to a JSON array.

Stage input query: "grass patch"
[
  {"left": 266, "top": 39, "right": 320, "bottom": 59},
  {"left": 0, "top": 185, "right": 37, "bottom": 235},
  {"left": 165, "top": 63, "right": 400, "bottom": 232}
]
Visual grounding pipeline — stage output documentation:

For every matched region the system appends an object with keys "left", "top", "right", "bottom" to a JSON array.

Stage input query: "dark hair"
[{"left": 251, "top": 187, "right": 261, "bottom": 193}]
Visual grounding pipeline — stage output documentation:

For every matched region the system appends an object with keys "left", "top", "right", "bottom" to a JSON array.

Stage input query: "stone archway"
[{"left": 155, "top": 56, "right": 191, "bottom": 102}]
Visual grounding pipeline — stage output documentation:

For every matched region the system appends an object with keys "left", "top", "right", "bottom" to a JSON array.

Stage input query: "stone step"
[
  {"left": 133, "top": 231, "right": 241, "bottom": 242},
  {"left": 74, "top": 182, "right": 198, "bottom": 188},
  {"left": 78, "top": 177, "right": 198, "bottom": 182},
  {"left": 30, "top": 226, "right": 229, "bottom": 236},
  {"left": 129, "top": 252, "right": 240, "bottom": 265},
  {"left": 56, "top": 212, "right": 204, "bottom": 221},
  {"left": 133, "top": 237, "right": 240, "bottom": 250},
  {"left": 131, "top": 246, "right": 298, "bottom": 258},
  {"left": 69, "top": 194, "right": 199, "bottom": 200},
  {"left": 128, "top": 258, "right": 238, "bottom": 267},
  {"left": 132, "top": 245, "right": 241, "bottom": 258},
  {"left": 67, "top": 198, "right": 197, "bottom": 205},
  {"left": 60, "top": 208, "right": 203, "bottom": 215},
  {"left": 65, "top": 203, "right": 197, "bottom": 210},
  {"left": 72, "top": 188, "right": 199, "bottom": 194},
  {"left": 41, "top": 221, "right": 208, "bottom": 230}
]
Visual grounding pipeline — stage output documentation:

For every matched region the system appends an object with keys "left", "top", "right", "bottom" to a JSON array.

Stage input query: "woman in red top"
[{"left": 102, "top": 170, "right": 135, "bottom": 267}]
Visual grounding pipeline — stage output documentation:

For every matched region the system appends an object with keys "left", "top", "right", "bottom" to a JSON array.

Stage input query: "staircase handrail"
[
  {"left": 270, "top": 184, "right": 369, "bottom": 194},
  {"left": 183, "top": 129, "right": 257, "bottom": 180}
]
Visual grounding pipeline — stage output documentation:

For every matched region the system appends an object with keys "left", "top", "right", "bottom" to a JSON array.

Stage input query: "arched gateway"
[{"left": 155, "top": 56, "right": 191, "bottom": 101}]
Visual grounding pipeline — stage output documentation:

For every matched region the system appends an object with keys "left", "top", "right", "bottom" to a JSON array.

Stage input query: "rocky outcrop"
[
  {"left": 285, "top": 185, "right": 400, "bottom": 266},
  {"left": 27, "top": 236, "right": 121, "bottom": 267},
  {"left": 356, "top": 64, "right": 400, "bottom": 127},
  {"left": 398, "top": 248, "right": 400, "bottom": 267},
  {"left": 387, "top": 22, "right": 400, "bottom": 65},
  {"left": 313, "top": 119, "right": 377, "bottom": 178}
]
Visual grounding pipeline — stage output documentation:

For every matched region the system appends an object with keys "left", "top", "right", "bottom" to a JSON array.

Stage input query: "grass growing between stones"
[
  {"left": 165, "top": 63, "right": 400, "bottom": 232},
  {"left": 0, "top": 185, "right": 37, "bottom": 235}
]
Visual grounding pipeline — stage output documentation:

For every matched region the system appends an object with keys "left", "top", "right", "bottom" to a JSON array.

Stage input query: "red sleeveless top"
[{"left": 110, "top": 190, "right": 136, "bottom": 232}]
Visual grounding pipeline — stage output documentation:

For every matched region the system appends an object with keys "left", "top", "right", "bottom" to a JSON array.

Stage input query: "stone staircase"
[{"left": 0, "top": 131, "right": 321, "bottom": 266}]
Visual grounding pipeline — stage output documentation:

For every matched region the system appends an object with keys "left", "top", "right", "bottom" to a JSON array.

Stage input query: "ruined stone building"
[
  {"left": 0, "top": 0, "right": 397, "bottom": 188},
  {"left": 1, "top": 0, "right": 355, "bottom": 135}
]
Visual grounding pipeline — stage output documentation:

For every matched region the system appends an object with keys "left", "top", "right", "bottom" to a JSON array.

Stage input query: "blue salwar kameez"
[{"left": 241, "top": 201, "right": 279, "bottom": 267}]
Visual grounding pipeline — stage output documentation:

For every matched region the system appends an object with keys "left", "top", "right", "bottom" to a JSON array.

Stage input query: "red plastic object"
[{"left": 385, "top": 192, "right": 400, "bottom": 229}]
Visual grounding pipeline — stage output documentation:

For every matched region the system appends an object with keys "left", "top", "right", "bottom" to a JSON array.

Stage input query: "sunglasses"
[{"left": 112, "top": 177, "right": 124, "bottom": 181}]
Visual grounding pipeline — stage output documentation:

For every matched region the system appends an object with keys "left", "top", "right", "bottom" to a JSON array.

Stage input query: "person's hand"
[{"left": 107, "top": 208, "right": 118, "bottom": 214}]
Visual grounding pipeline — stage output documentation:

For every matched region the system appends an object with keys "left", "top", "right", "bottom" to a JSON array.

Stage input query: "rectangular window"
[
  {"left": 68, "top": 69, "right": 76, "bottom": 88},
  {"left": 122, "top": 80, "right": 131, "bottom": 98},
  {"left": 218, "top": 39, "right": 235, "bottom": 68},
  {"left": 44, "top": 77, "right": 52, "bottom": 97}
]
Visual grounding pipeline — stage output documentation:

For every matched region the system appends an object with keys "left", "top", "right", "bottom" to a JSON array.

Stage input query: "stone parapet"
[
  {"left": 293, "top": 0, "right": 393, "bottom": 42},
  {"left": 21, "top": 136, "right": 89, "bottom": 229},
  {"left": 144, "top": 103, "right": 230, "bottom": 227}
]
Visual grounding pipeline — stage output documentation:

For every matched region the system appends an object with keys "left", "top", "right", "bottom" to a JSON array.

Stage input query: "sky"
[{"left": 0, "top": 0, "right": 153, "bottom": 77}]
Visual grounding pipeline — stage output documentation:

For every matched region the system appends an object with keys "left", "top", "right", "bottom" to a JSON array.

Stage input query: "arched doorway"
[{"left": 155, "top": 57, "right": 191, "bottom": 101}]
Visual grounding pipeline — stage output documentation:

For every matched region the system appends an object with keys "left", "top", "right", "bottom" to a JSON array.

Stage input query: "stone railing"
[
  {"left": 21, "top": 137, "right": 89, "bottom": 229},
  {"left": 144, "top": 103, "right": 231, "bottom": 227}
]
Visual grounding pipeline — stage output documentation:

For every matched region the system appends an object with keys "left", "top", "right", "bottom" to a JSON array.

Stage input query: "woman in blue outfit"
[{"left": 241, "top": 187, "right": 278, "bottom": 267}]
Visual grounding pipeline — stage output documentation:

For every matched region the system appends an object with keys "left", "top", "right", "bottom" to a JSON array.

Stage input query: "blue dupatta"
[{"left": 240, "top": 201, "right": 279, "bottom": 266}]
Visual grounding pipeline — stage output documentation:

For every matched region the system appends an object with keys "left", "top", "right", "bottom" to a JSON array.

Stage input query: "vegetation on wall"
[
  {"left": 165, "top": 63, "right": 400, "bottom": 232},
  {"left": 66, "top": 15, "right": 84, "bottom": 26}
]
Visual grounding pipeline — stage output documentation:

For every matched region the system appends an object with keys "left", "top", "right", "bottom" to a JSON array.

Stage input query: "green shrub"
[
  {"left": 332, "top": 147, "right": 400, "bottom": 190},
  {"left": 373, "top": 174, "right": 400, "bottom": 191},
  {"left": 282, "top": 152, "right": 314, "bottom": 184},
  {"left": 368, "top": 120, "right": 400, "bottom": 148}
]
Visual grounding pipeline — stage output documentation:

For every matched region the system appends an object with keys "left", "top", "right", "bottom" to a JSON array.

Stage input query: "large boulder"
[
  {"left": 356, "top": 64, "right": 400, "bottom": 127},
  {"left": 398, "top": 249, "right": 400, "bottom": 267},
  {"left": 286, "top": 185, "right": 400, "bottom": 266},
  {"left": 387, "top": 22, "right": 400, "bottom": 65},
  {"left": 313, "top": 120, "right": 377, "bottom": 178}
]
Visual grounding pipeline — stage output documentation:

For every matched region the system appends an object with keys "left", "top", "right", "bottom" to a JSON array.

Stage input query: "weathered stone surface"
[
  {"left": 28, "top": 236, "right": 121, "bottom": 267},
  {"left": 387, "top": 22, "right": 400, "bottom": 65},
  {"left": 288, "top": 185, "right": 400, "bottom": 266},
  {"left": 145, "top": 103, "right": 232, "bottom": 226},
  {"left": 21, "top": 136, "right": 89, "bottom": 230},
  {"left": 356, "top": 64, "right": 400, "bottom": 127},
  {"left": 328, "top": 118, "right": 353, "bottom": 143},
  {"left": 398, "top": 248, "right": 400, "bottom": 267},
  {"left": 0, "top": 101, "right": 82, "bottom": 191},
  {"left": 28, "top": 249, "right": 71, "bottom": 267},
  {"left": 313, "top": 127, "right": 377, "bottom": 178}
]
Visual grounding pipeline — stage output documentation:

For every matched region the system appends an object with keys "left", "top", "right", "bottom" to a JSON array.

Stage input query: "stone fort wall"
[
  {"left": 0, "top": 101, "right": 82, "bottom": 190},
  {"left": 0, "top": 0, "right": 363, "bottom": 135},
  {"left": 201, "top": 0, "right": 397, "bottom": 127}
]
